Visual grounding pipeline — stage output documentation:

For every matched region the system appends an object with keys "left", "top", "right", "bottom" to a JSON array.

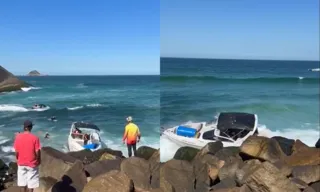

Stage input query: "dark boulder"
[
  {"left": 84, "top": 159, "right": 122, "bottom": 178},
  {"left": 136, "top": 146, "right": 158, "bottom": 160},
  {"left": 290, "top": 178, "right": 308, "bottom": 189},
  {"left": 271, "top": 136, "right": 295, "bottom": 155},
  {"left": 235, "top": 159, "right": 262, "bottom": 185},
  {"left": 174, "top": 146, "right": 199, "bottom": 162},
  {"left": 315, "top": 139, "right": 320, "bottom": 148},
  {"left": 0, "top": 65, "right": 30, "bottom": 93},
  {"left": 196, "top": 141, "right": 223, "bottom": 157},
  {"left": 82, "top": 170, "right": 134, "bottom": 192}
]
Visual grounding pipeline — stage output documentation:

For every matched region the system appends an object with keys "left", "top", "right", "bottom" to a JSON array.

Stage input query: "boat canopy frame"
[
  {"left": 216, "top": 112, "right": 257, "bottom": 140},
  {"left": 72, "top": 122, "right": 101, "bottom": 132}
]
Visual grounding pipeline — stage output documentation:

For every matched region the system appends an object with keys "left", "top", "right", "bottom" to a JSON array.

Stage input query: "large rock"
[
  {"left": 149, "top": 149, "right": 160, "bottom": 188},
  {"left": 210, "top": 177, "right": 237, "bottom": 191},
  {"left": 211, "top": 185, "right": 252, "bottom": 192},
  {"left": 240, "top": 136, "right": 286, "bottom": 163},
  {"left": 241, "top": 161, "right": 300, "bottom": 192},
  {"left": 27, "top": 70, "right": 41, "bottom": 76},
  {"left": 67, "top": 148, "right": 123, "bottom": 164},
  {"left": 51, "top": 160, "right": 87, "bottom": 192},
  {"left": 84, "top": 159, "right": 122, "bottom": 178},
  {"left": 36, "top": 177, "right": 57, "bottom": 192},
  {"left": 174, "top": 146, "right": 200, "bottom": 162},
  {"left": 0, "top": 66, "right": 30, "bottom": 93},
  {"left": 292, "top": 165, "right": 320, "bottom": 184},
  {"left": 196, "top": 141, "right": 223, "bottom": 157},
  {"left": 40, "top": 147, "right": 77, "bottom": 180},
  {"left": 82, "top": 170, "right": 134, "bottom": 192},
  {"left": 271, "top": 136, "right": 295, "bottom": 156},
  {"left": 285, "top": 143, "right": 320, "bottom": 166},
  {"left": 315, "top": 139, "right": 320, "bottom": 148},
  {"left": 136, "top": 146, "right": 158, "bottom": 160},
  {"left": 215, "top": 147, "right": 244, "bottom": 180},
  {"left": 235, "top": 159, "right": 262, "bottom": 185},
  {"left": 121, "top": 157, "right": 151, "bottom": 190},
  {"left": 304, "top": 181, "right": 320, "bottom": 192},
  {"left": 161, "top": 159, "right": 195, "bottom": 192}
]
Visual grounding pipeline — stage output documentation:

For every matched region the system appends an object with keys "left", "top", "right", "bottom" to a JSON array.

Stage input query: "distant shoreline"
[{"left": 17, "top": 74, "right": 160, "bottom": 77}]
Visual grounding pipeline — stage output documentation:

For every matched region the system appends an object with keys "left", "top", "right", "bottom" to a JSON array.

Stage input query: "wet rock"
[
  {"left": 84, "top": 159, "right": 121, "bottom": 178},
  {"left": 271, "top": 136, "right": 295, "bottom": 156},
  {"left": 315, "top": 139, "right": 320, "bottom": 148},
  {"left": 292, "top": 165, "right": 320, "bottom": 184},
  {"left": 121, "top": 157, "right": 151, "bottom": 190},
  {"left": 241, "top": 161, "right": 300, "bottom": 192},
  {"left": 161, "top": 159, "right": 195, "bottom": 192},
  {"left": 40, "top": 147, "right": 77, "bottom": 180},
  {"left": 174, "top": 146, "right": 200, "bottom": 162},
  {"left": 240, "top": 136, "right": 285, "bottom": 163},
  {"left": 149, "top": 149, "right": 160, "bottom": 188},
  {"left": 7, "top": 162, "right": 17, "bottom": 175},
  {"left": 82, "top": 170, "right": 134, "bottom": 192},
  {"left": 136, "top": 146, "right": 158, "bottom": 160}
]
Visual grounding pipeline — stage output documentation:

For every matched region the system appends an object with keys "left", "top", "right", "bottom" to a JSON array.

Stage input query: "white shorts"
[{"left": 17, "top": 165, "right": 39, "bottom": 189}]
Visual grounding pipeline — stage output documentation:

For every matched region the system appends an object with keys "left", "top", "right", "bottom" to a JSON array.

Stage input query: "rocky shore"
[
  {"left": 1, "top": 136, "right": 319, "bottom": 192},
  {"left": 0, "top": 66, "right": 30, "bottom": 93},
  {"left": 1, "top": 146, "right": 160, "bottom": 192}
]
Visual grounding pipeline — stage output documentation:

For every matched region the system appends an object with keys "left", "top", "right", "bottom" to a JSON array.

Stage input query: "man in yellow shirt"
[{"left": 122, "top": 116, "right": 141, "bottom": 157}]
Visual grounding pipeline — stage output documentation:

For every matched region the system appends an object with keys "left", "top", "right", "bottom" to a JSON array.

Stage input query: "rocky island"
[
  {"left": 0, "top": 66, "right": 30, "bottom": 93},
  {"left": 27, "top": 70, "right": 42, "bottom": 76},
  {"left": 1, "top": 136, "right": 319, "bottom": 192}
]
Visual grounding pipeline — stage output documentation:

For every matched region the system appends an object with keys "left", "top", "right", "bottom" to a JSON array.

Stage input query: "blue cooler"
[
  {"left": 176, "top": 126, "right": 197, "bottom": 137},
  {"left": 83, "top": 143, "right": 98, "bottom": 150}
]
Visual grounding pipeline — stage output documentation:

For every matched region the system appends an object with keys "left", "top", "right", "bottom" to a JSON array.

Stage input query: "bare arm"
[{"left": 35, "top": 138, "right": 41, "bottom": 165}]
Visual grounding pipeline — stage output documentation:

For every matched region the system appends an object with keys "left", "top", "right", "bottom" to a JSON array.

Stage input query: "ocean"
[
  {"left": 0, "top": 75, "right": 160, "bottom": 163},
  {"left": 160, "top": 57, "right": 320, "bottom": 162}
]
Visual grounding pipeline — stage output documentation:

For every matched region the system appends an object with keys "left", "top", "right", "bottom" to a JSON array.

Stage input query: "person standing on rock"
[
  {"left": 122, "top": 116, "right": 141, "bottom": 157},
  {"left": 13, "top": 120, "right": 41, "bottom": 192}
]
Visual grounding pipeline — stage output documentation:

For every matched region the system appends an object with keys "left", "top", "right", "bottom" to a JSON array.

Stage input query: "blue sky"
[
  {"left": 0, "top": 0, "right": 159, "bottom": 75},
  {"left": 161, "top": 0, "right": 319, "bottom": 61}
]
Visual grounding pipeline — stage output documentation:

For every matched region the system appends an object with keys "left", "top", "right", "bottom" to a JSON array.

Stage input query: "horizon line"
[
  {"left": 16, "top": 74, "right": 160, "bottom": 76},
  {"left": 160, "top": 56, "right": 320, "bottom": 62}
]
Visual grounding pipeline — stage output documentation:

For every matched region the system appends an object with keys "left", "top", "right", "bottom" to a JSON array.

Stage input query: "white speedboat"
[
  {"left": 67, "top": 122, "right": 107, "bottom": 152},
  {"left": 161, "top": 112, "right": 259, "bottom": 149}
]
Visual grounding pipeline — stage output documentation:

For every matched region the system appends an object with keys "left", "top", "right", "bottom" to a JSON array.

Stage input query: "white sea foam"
[
  {"left": 310, "top": 68, "right": 320, "bottom": 72},
  {"left": 298, "top": 76, "right": 304, "bottom": 80},
  {"left": 21, "top": 87, "right": 41, "bottom": 92},
  {"left": 75, "top": 83, "right": 88, "bottom": 89},
  {"left": 0, "top": 104, "right": 50, "bottom": 112},
  {"left": 160, "top": 123, "right": 320, "bottom": 162},
  {"left": 1, "top": 146, "right": 15, "bottom": 153},
  {"left": 0, "top": 104, "right": 29, "bottom": 112},
  {"left": 67, "top": 106, "right": 84, "bottom": 111},
  {"left": 87, "top": 103, "right": 102, "bottom": 107}
]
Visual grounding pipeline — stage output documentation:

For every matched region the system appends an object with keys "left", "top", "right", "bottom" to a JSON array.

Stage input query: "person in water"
[
  {"left": 44, "top": 133, "right": 50, "bottom": 139},
  {"left": 122, "top": 116, "right": 141, "bottom": 157}
]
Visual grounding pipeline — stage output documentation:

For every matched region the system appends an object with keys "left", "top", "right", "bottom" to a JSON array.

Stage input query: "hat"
[
  {"left": 126, "top": 116, "right": 133, "bottom": 122},
  {"left": 23, "top": 120, "right": 34, "bottom": 127}
]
